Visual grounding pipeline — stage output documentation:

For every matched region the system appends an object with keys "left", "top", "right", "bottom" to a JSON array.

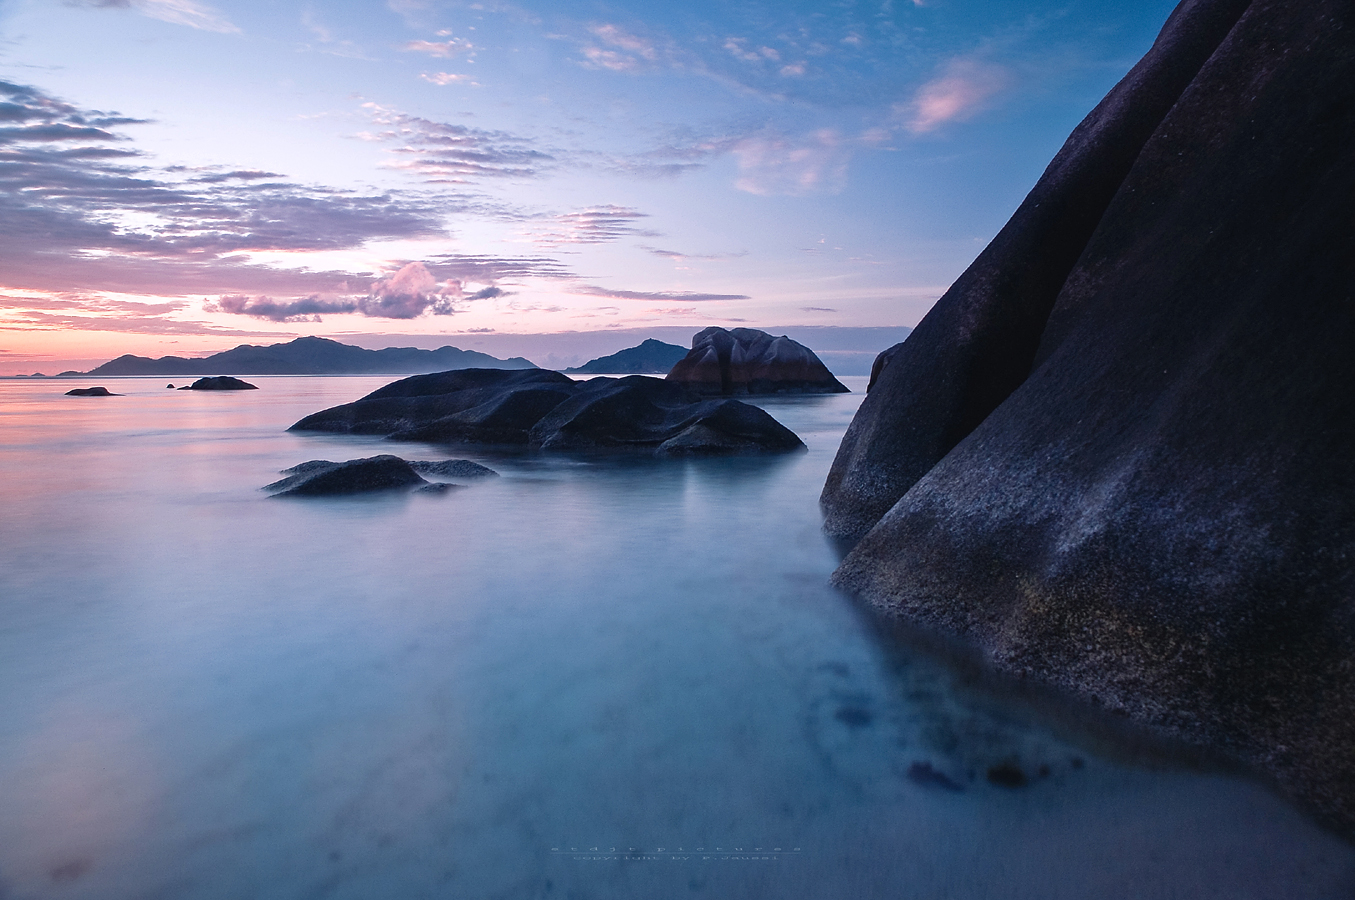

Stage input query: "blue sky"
[{"left": 0, "top": 0, "right": 1177, "bottom": 371}]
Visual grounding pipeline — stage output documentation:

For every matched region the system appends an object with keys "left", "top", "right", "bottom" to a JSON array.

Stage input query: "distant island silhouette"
[
  {"left": 67, "top": 336, "right": 536, "bottom": 377},
  {"left": 565, "top": 338, "right": 688, "bottom": 375}
]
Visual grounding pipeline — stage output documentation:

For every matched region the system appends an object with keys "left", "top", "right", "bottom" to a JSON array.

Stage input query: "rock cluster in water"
[
  {"left": 666, "top": 327, "right": 848, "bottom": 395},
  {"left": 289, "top": 368, "right": 804, "bottom": 455},
  {"left": 265, "top": 455, "right": 497, "bottom": 497},
  {"left": 822, "top": 0, "right": 1355, "bottom": 834},
  {"left": 65, "top": 387, "right": 119, "bottom": 396},
  {"left": 179, "top": 376, "right": 258, "bottom": 391}
]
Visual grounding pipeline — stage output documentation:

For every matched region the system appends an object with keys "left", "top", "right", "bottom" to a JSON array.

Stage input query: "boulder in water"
[
  {"left": 666, "top": 327, "right": 848, "bottom": 395},
  {"left": 265, "top": 455, "right": 427, "bottom": 496},
  {"left": 179, "top": 376, "right": 258, "bottom": 391},
  {"left": 65, "top": 387, "right": 119, "bottom": 396},
  {"left": 290, "top": 368, "right": 804, "bottom": 456}
]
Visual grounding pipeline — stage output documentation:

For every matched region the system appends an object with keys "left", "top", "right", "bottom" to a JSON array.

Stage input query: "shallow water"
[{"left": 0, "top": 375, "right": 1351, "bottom": 900}]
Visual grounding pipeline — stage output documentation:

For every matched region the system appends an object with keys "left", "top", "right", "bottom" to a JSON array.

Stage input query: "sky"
[{"left": 0, "top": 0, "right": 1179, "bottom": 373}]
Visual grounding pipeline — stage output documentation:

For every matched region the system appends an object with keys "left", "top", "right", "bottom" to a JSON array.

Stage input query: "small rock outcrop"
[
  {"left": 265, "top": 456, "right": 428, "bottom": 496},
  {"left": 179, "top": 376, "right": 258, "bottom": 391},
  {"left": 290, "top": 368, "right": 804, "bottom": 455},
  {"left": 666, "top": 328, "right": 848, "bottom": 395},
  {"left": 823, "top": 0, "right": 1355, "bottom": 835},
  {"left": 65, "top": 387, "right": 119, "bottom": 396},
  {"left": 409, "top": 459, "right": 499, "bottom": 479}
]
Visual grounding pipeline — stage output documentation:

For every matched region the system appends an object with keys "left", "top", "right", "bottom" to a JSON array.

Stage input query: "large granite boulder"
[
  {"left": 179, "top": 376, "right": 258, "bottom": 391},
  {"left": 290, "top": 368, "right": 804, "bottom": 455},
  {"left": 823, "top": 0, "right": 1355, "bottom": 834},
  {"left": 666, "top": 327, "right": 848, "bottom": 395}
]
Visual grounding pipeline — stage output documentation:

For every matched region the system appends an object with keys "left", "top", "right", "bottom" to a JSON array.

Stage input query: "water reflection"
[{"left": 0, "top": 375, "right": 1350, "bottom": 899}]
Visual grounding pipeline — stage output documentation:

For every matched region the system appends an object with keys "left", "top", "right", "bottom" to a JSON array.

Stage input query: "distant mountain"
[
  {"left": 565, "top": 339, "right": 688, "bottom": 375},
  {"left": 81, "top": 337, "right": 536, "bottom": 376}
]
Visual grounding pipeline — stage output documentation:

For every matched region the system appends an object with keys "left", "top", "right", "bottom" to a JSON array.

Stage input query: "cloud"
[
  {"left": 591, "top": 24, "right": 657, "bottom": 60},
  {"left": 72, "top": 0, "right": 240, "bottom": 34},
  {"left": 0, "top": 81, "right": 472, "bottom": 299},
  {"left": 730, "top": 129, "right": 849, "bottom": 196},
  {"left": 207, "top": 262, "right": 513, "bottom": 322},
  {"left": 298, "top": 8, "right": 372, "bottom": 59},
  {"left": 420, "top": 72, "right": 477, "bottom": 86},
  {"left": 614, "top": 126, "right": 859, "bottom": 193},
  {"left": 904, "top": 58, "right": 1010, "bottom": 133},
  {"left": 402, "top": 38, "right": 473, "bottom": 58},
  {"left": 638, "top": 245, "right": 746, "bottom": 262},
  {"left": 188, "top": 168, "right": 283, "bottom": 183},
  {"left": 581, "top": 47, "right": 639, "bottom": 72},
  {"left": 0, "top": 291, "right": 276, "bottom": 336},
  {"left": 571, "top": 285, "right": 749, "bottom": 303},
  {"left": 360, "top": 103, "right": 552, "bottom": 182},
  {"left": 801, "top": 306, "right": 837, "bottom": 313},
  {"left": 0, "top": 80, "right": 605, "bottom": 336},
  {"left": 361, "top": 261, "right": 461, "bottom": 318},
  {"left": 723, "top": 38, "right": 780, "bottom": 63},
  {"left": 524, "top": 206, "right": 652, "bottom": 246},
  {"left": 579, "top": 23, "right": 663, "bottom": 72}
]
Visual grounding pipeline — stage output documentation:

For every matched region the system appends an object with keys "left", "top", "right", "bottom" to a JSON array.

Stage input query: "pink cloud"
[
  {"left": 402, "top": 38, "right": 473, "bottom": 58},
  {"left": 731, "top": 129, "right": 849, "bottom": 196},
  {"left": 904, "top": 58, "right": 1010, "bottom": 134},
  {"left": 590, "top": 24, "right": 657, "bottom": 60},
  {"left": 420, "top": 72, "right": 476, "bottom": 86}
]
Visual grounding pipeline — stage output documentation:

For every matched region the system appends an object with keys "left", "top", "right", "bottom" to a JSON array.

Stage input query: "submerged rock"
[
  {"left": 290, "top": 368, "right": 804, "bottom": 456},
  {"left": 265, "top": 455, "right": 427, "bottom": 496},
  {"left": 666, "top": 327, "right": 848, "bottom": 395},
  {"left": 179, "top": 376, "right": 258, "bottom": 391},
  {"left": 824, "top": 0, "right": 1355, "bottom": 835},
  {"left": 65, "top": 387, "right": 119, "bottom": 396}
]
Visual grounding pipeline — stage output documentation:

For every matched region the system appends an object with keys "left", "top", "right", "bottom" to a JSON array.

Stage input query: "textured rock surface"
[
  {"left": 667, "top": 327, "right": 848, "bottom": 395},
  {"left": 179, "top": 376, "right": 258, "bottom": 391},
  {"left": 291, "top": 368, "right": 804, "bottom": 455},
  {"left": 825, "top": 0, "right": 1355, "bottom": 835},
  {"left": 65, "top": 387, "right": 118, "bottom": 396},
  {"left": 821, "top": 0, "right": 1253, "bottom": 542},
  {"left": 265, "top": 456, "right": 428, "bottom": 496},
  {"left": 408, "top": 459, "right": 499, "bottom": 479}
]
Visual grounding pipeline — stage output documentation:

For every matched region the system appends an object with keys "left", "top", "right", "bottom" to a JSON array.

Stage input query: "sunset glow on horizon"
[{"left": 0, "top": 0, "right": 1177, "bottom": 373}]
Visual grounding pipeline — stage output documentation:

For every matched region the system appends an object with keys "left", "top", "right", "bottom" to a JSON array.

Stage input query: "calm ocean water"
[{"left": 0, "top": 375, "right": 1351, "bottom": 899}]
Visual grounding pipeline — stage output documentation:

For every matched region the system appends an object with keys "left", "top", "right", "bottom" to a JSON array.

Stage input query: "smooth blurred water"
[{"left": 0, "top": 375, "right": 1351, "bottom": 900}]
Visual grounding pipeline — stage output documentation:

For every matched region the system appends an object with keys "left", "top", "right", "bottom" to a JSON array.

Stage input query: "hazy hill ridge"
[
  {"left": 564, "top": 339, "right": 688, "bottom": 374},
  {"left": 81, "top": 337, "right": 536, "bottom": 376}
]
